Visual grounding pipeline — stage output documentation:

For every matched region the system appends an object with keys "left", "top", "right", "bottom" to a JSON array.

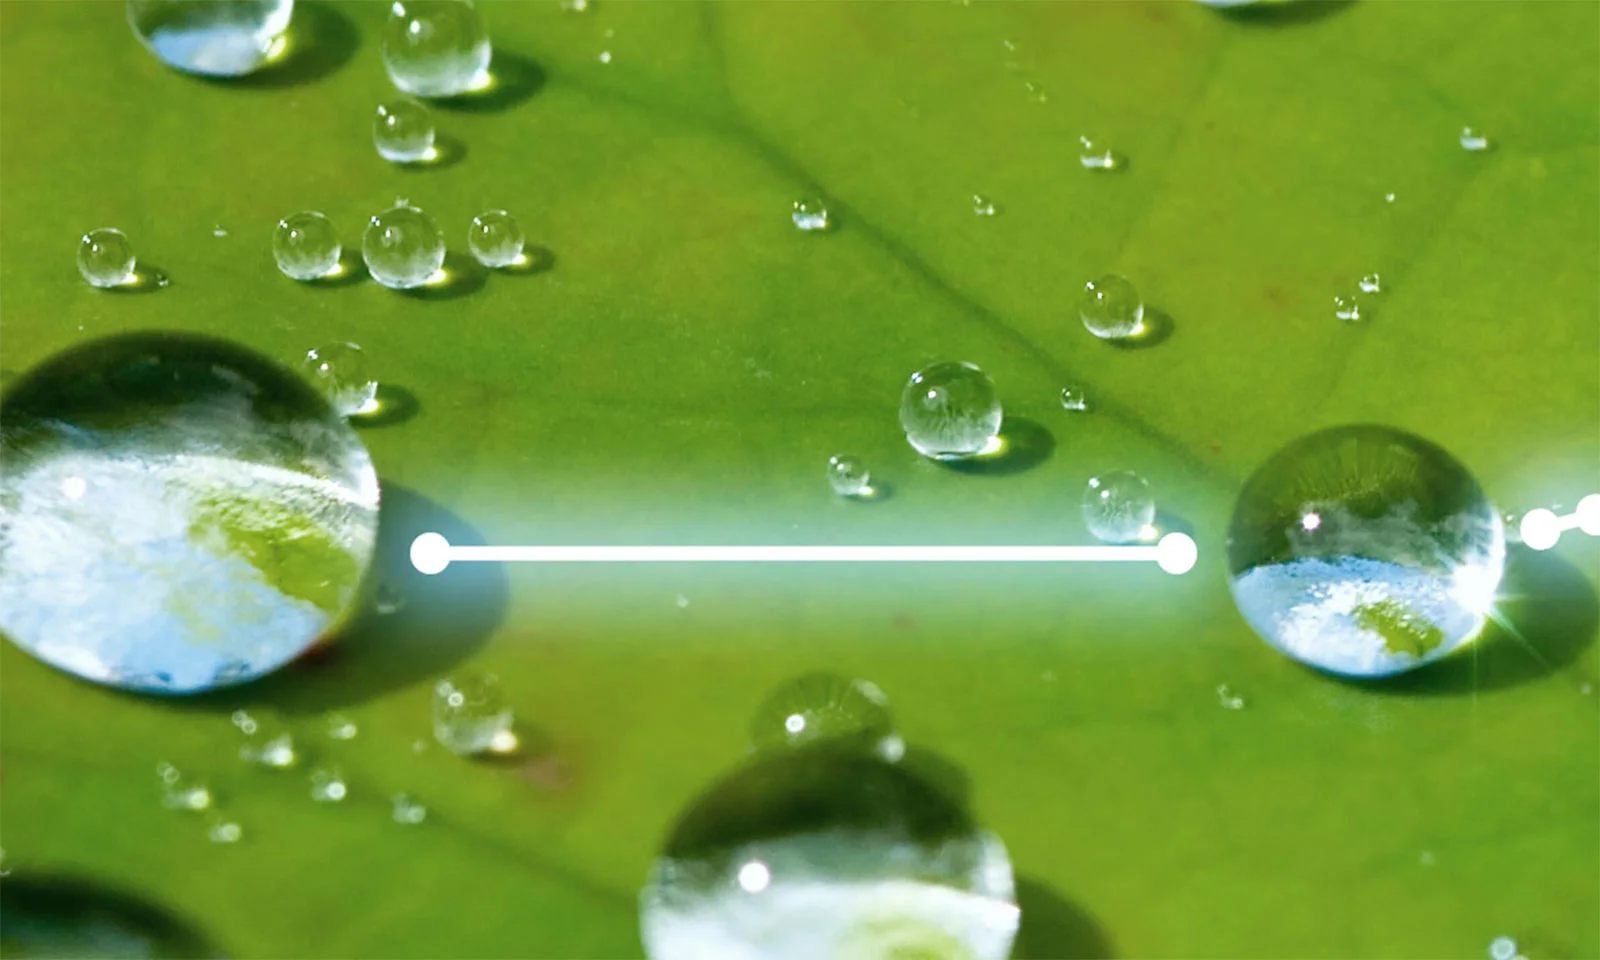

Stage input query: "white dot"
[
  {"left": 1156, "top": 532, "right": 1197, "bottom": 576},
  {"left": 784, "top": 714, "right": 806, "bottom": 734},
  {"left": 411, "top": 532, "right": 451, "bottom": 574},
  {"left": 61, "top": 476, "right": 87, "bottom": 500},
  {"left": 1300, "top": 511, "right": 1322, "bottom": 532},
  {"left": 737, "top": 860, "right": 771, "bottom": 893},
  {"left": 1519, "top": 508, "right": 1561, "bottom": 551},
  {"left": 1576, "top": 493, "right": 1600, "bottom": 537}
]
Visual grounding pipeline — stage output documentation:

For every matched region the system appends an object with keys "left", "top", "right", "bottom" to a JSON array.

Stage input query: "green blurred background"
[{"left": 1, "top": 1, "right": 1596, "bottom": 957}]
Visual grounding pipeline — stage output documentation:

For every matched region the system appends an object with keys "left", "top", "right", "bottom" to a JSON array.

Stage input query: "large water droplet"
[
  {"left": 1227, "top": 425, "right": 1505, "bottom": 677},
  {"left": 0, "top": 334, "right": 379, "bottom": 693},
  {"left": 1459, "top": 126, "right": 1491, "bottom": 151},
  {"left": 127, "top": 0, "right": 294, "bottom": 77},
  {"left": 373, "top": 99, "right": 437, "bottom": 164},
  {"left": 1078, "top": 136, "right": 1118, "bottom": 170},
  {"left": 273, "top": 212, "right": 340, "bottom": 281},
  {"left": 77, "top": 228, "right": 137, "bottom": 288},
  {"left": 382, "top": 0, "right": 491, "bottom": 97},
  {"left": 898, "top": 361, "right": 1003, "bottom": 461},
  {"left": 825, "top": 455, "right": 871, "bottom": 498},
  {"left": 363, "top": 204, "right": 445, "bottom": 290}
]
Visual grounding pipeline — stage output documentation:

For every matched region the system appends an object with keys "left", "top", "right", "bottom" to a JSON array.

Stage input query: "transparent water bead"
[
  {"left": 382, "top": 0, "right": 491, "bottom": 98},
  {"left": 899, "top": 361, "right": 1003, "bottom": 461},
  {"left": 640, "top": 747, "right": 1020, "bottom": 960},
  {"left": 1082, "top": 471, "right": 1156, "bottom": 544},
  {"left": 240, "top": 733, "right": 297, "bottom": 768},
  {"left": 310, "top": 767, "right": 347, "bottom": 802},
  {"left": 156, "top": 763, "right": 212, "bottom": 811},
  {"left": 1059, "top": 385, "right": 1091, "bottom": 412},
  {"left": 363, "top": 204, "right": 445, "bottom": 290},
  {"left": 127, "top": 0, "right": 293, "bottom": 77},
  {"left": 0, "top": 334, "right": 380, "bottom": 694},
  {"left": 373, "top": 99, "right": 436, "bottom": 163},
  {"left": 273, "top": 211, "right": 340, "bottom": 281},
  {"left": 304, "top": 342, "right": 378, "bottom": 418},
  {"left": 1460, "top": 126, "right": 1491, "bottom": 151},
  {"left": 78, "top": 228, "right": 137, "bottom": 288},
  {"left": 750, "top": 673, "right": 902, "bottom": 761},
  {"left": 433, "top": 674, "right": 515, "bottom": 756},
  {"left": 1488, "top": 937, "right": 1517, "bottom": 960},
  {"left": 825, "top": 455, "right": 871, "bottom": 498},
  {"left": 468, "top": 210, "right": 525, "bottom": 268},
  {"left": 791, "top": 198, "right": 830, "bottom": 232},
  {"left": 206, "top": 815, "right": 243, "bottom": 844},
  {"left": 392, "top": 792, "right": 427, "bottom": 824},
  {"left": 1226, "top": 425, "right": 1505, "bottom": 678},
  {"left": 1078, "top": 136, "right": 1118, "bottom": 170},
  {"left": 1334, "top": 295, "right": 1361, "bottom": 322},
  {"left": 1359, "top": 273, "right": 1382, "bottom": 294},
  {"left": 972, "top": 194, "right": 997, "bottom": 216},
  {"left": 1080, "top": 274, "right": 1145, "bottom": 339}
]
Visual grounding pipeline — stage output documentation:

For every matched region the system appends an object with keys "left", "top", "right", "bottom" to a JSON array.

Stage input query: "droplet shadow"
[
  {"left": 1013, "top": 875, "right": 1117, "bottom": 959},
  {"left": 199, "top": 3, "right": 360, "bottom": 89},
  {"left": 1335, "top": 545, "right": 1598, "bottom": 697},
  {"left": 1104, "top": 308, "right": 1172, "bottom": 350},
  {"left": 497, "top": 244, "right": 556, "bottom": 276},
  {"left": 433, "top": 50, "right": 545, "bottom": 113},
  {"left": 940, "top": 416, "right": 1055, "bottom": 476},
  {"left": 306, "top": 250, "right": 367, "bottom": 288},
  {"left": 0, "top": 874, "right": 222, "bottom": 959},
  {"left": 105, "top": 263, "right": 169, "bottom": 293},
  {"left": 1215, "top": 0, "right": 1356, "bottom": 27},
  {"left": 349, "top": 383, "right": 420, "bottom": 429},
  {"left": 398, "top": 252, "right": 487, "bottom": 301}
]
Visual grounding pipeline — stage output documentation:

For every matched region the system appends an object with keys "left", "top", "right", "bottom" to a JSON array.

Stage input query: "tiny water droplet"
[
  {"left": 560, "top": 0, "right": 589, "bottom": 10},
  {"left": 1002, "top": 39, "right": 1016, "bottom": 52},
  {"left": 1460, "top": 126, "right": 1491, "bottom": 151},
  {"left": 212, "top": 225, "right": 228, "bottom": 238},
  {"left": 230, "top": 710, "right": 258, "bottom": 736},
  {"left": 326, "top": 713, "right": 358, "bottom": 740},
  {"left": 1024, "top": 80, "right": 1047, "bottom": 103},
  {"left": 78, "top": 228, "right": 137, "bottom": 288},
  {"left": 1078, "top": 136, "right": 1118, "bottom": 170},
  {"left": 1384, "top": 192, "right": 1396, "bottom": 203},
  {"left": 1358, "top": 273, "right": 1382, "bottom": 294},
  {"left": 1419, "top": 849, "right": 1435, "bottom": 866},
  {"left": 374, "top": 99, "right": 437, "bottom": 164},
  {"left": 972, "top": 194, "right": 997, "bottom": 216},
  {"left": 1488, "top": 937, "right": 1517, "bottom": 960},
  {"left": 675, "top": 593, "right": 690, "bottom": 608},
  {"left": 392, "top": 793, "right": 427, "bottom": 824},
  {"left": 239, "top": 733, "right": 297, "bottom": 768},
  {"left": 1083, "top": 471, "right": 1156, "bottom": 544},
  {"left": 310, "top": 767, "right": 348, "bottom": 803},
  {"left": 433, "top": 675, "right": 515, "bottom": 756},
  {"left": 206, "top": 816, "right": 243, "bottom": 844},
  {"left": 1216, "top": 683, "right": 1245, "bottom": 710},
  {"left": 791, "top": 198, "right": 830, "bottom": 232},
  {"left": 374, "top": 583, "right": 406, "bottom": 616},
  {"left": 1059, "top": 386, "right": 1091, "bottom": 412},
  {"left": 603, "top": 27, "right": 614, "bottom": 38},
  {"left": 1080, "top": 274, "right": 1145, "bottom": 339},
  {"left": 598, "top": 50, "right": 612, "bottom": 64},
  {"left": 826, "top": 454, "right": 871, "bottom": 498},
  {"left": 304, "top": 343, "right": 379, "bottom": 418},
  {"left": 1334, "top": 295, "right": 1361, "bottom": 322}
]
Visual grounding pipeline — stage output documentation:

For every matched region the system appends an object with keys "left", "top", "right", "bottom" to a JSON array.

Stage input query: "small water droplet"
[
  {"left": 239, "top": 733, "right": 297, "bottom": 768},
  {"left": 826, "top": 454, "right": 871, "bottom": 498},
  {"left": 791, "top": 198, "right": 830, "bottom": 232},
  {"left": 1358, "top": 273, "right": 1382, "bottom": 294},
  {"left": 326, "top": 713, "right": 358, "bottom": 740},
  {"left": 374, "top": 583, "right": 406, "bottom": 616},
  {"left": 1384, "top": 192, "right": 1396, "bottom": 203},
  {"left": 1419, "top": 849, "right": 1435, "bottom": 866},
  {"left": 1460, "top": 126, "right": 1491, "bottom": 151},
  {"left": 675, "top": 593, "right": 690, "bottom": 608},
  {"left": 363, "top": 203, "right": 445, "bottom": 290},
  {"left": 1078, "top": 136, "right": 1118, "bottom": 170},
  {"left": 598, "top": 50, "right": 612, "bottom": 64},
  {"left": 1059, "top": 386, "right": 1091, "bottom": 412},
  {"left": 560, "top": 0, "right": 589, "bottom": 10},
  {"left": 1083, "top": 472, "right": 1156, "bottom": 544},
  {"left": 433, "top": 675, "right": 515, "bottom": 756},
  {"left": 1080, "top": 274, "right": 1145, "bottom": 339},
  {"left": 1488, "top": 936, "right": 1517, "bottom": 960},
  {"left": 230, "top": 710, "right": 258, "bottom": 736},
  {"left": 391, "top": 793, "right": 427, "bottom": 824},
  {"left": 212, "top": 225, "right": 227, "bottom": 238},
  {"left": 972, "top": 194, "right": 997, "bottom": 216},
  {"left": 412, "top": 739, "right": 428, "bottom": 753},
  {"left": 1334, "top": 295, "right": 1361, "bottom": 322},
  {"left": 468, "top": 210, "right": 526, "bottom": 269},
  {"left": 310, "top": 767, "right": 348, "bottom": 803},
  {"left": 1216, "top": 683, "right": 1245, "bottom": 710},
  {"left": 206, "top": 816, "right": 243, "bottom": 844}
]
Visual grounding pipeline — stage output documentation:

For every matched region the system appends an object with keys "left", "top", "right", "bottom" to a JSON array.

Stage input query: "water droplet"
[
  {"left": 304, "top": 342, "right": 379, "bottom": 418},
  {"left": 1418, "top": 849, "right": 1435, "bottom": 866},
  {"left": 432, "top": 674, "right": 515, "bottom": 756},
  {"left": 1384, "top": 192, "right": 1396, "bottom": 203},
  {"left": 1080, "top": 274, "right": 1145, "bottom": 339},
  {"left": 374, "top": 99, "right": 436, "bottom": 164},
  {"left": 326, "top": 713, "right": 358, "bottom": 739},
  {"left": 1581, "top": 682, "right": 1594, "bottom": 696},
  {"left": 899, "top": 361, "right": 1003, "bottom": 461},
  {"left": 675, "top": 593, "right": 690, "bottom": 608},
  {"left": 1024, "top": 79, "right": 1047, "bottom": 103},
  {"left": 826, "top": 455, "right": 871, "bottom": 498},
  {"left": 382, "top": 0, "right": 492, "bottom": 98},
  {"left": 391, "top": 792, "right": 427, "bottom": 824},
  {"left": 212, "top": 225, "right": 228, "bottom": 238},
  {"left": 230, "top": 710, "right": 258, "bottom": 736},
  {"left": 273, "top": 211, "right": 341, "bottom": 281},
  {"left": 972, "top": 194, "right": 997, "bottom": 216},
  {"left": 1488, "top": 937, "right": 1517, "bottom": 960},
  {"left": 1333, "top": 295, "right": 1361, "bottom": 322},
  {"left": 791, "top": 198, "right": 831, "bottom": 232},
  {"left": 77, "top": 228, "right": 136, "bottom": 288},
  {"left": 1215, "top": 684, "right": 1245, "bottom": 710},
  {"left": 467, "top": 210, "right": 525, "bottom": 268},
  {"left": 1082, "top": 471, "right": 1156, "bottom": 544},
  {"left": 559, "top": 0, "right": 589, "bottom": 10},
  {"left": 597, "top": 49, "right": 612, "bottom": 64},
  {"left": 206, "top": 815, "right": 243, "bottom": 844},
  {"left": 127, "top": 0, "right": 293, "bottom": 77},
  {"left": 1059, "top": 385, "right": 1091, "bottom": 412},
  {"left": 374, "top": 583, "right": 405, "bottom": 616},
  {"left": 750, "top": 673, "right": 900, "bottom": 759},
  {"left": 1358, "top": 273, "right": 1382, "bottom": 294},
  {"left": 1227, "top": 425, "right": 1504, "bottom": 677},
  {"left": 0, "top": 335, "right": 380, "bottom": 693},
  {"left": 640, "top": 749, "right": 1019, "bottom": 960},
  {"left": 310, "top": 767, "right": 348, "bottom": 803},
  {"left": 156, "top": 764, "right": 212, "bottom": 811},
  {"left": 363, "top": 204, "right": 445, "bottom": 289},
  {"left": 240, "top": 733, "right": 297, "bottom": 768},
  {"left": 1460, "top": 126, "right": 1491, "bottom": 151},
  {"left": 1078, "top": 136, "right": 1118, "bottom": 170}
]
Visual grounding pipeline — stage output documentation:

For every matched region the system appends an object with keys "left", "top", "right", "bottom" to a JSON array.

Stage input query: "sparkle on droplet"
[
  {"left": 127, "top": 0, "right": 293, "bottom": 77},
  {"left": 1359, "top": 273, "right": 1382, "bottom": 294},
  {"left": 392, "top": 792, "right": 427, "bottom": 824},
  {"left": 382, "top": 0, "right": 492, "bottom": 98},
  {"left": 363, "top": 204, "right": 446, "bottom": 290},
  {"left": 826, "top": 455, "right": 871, "bottom": 498},
  {"left": 972, "top": 195, "right": 997, "bottom": 216},
  {"left": 239, "top": 733, "right": 297, "bottom": 768},
  {"left": 433, "top": 674, "right": 515, "bottom": 756},
  {"left": 1082, "top": 471, "right": 1156, "bottom": 544},
  {"left": 1334, "top": 295, "right": 1361, "bottom": 322},
  {"left": 750, "top": 673, "right": 897, "bottom": 755},
  {"left": 1024, "top": 79, "right": 1046, "bottom": 102},
  {"left": 78, "top": 228, "right": 137, "bottom": 288},
  {"left": 207, "top": 817, "right": 243, "bottom": 844},
  {"left": 1059, "top": 386, "right": 1091, "bottom": 412},
  {"left": 899, "top": 361, "right": 1003, "bottom": 461},
  {"left": 374, "top": 99, "right": 436, "bottom": 163},
  {"left": 1488, "top": 937, "right": 1517, "bottom": 960},
  {"left": 792, "top": 198, "right": 830, "bottom": 232},
  {"left": 304, "top": 343, "right": 379, "bottom": 418},
  {"left": 1080, "top": 274, "right": 1145, "bottom": 339},
  {"left": 1216, "top": 684, "right": 1245, "bottom": 710},
  {"left": 311, "top": 767, "right": 348, "bottom": 803},
  {"left": 1460, "top": 126, "right": 1491, "bottom": 151},
  {"left": 1078, "top": 136, "right": 1117, "bottom": 170},
  {"left": 468, "top": 210, "right": 525, "bottom": 268},
  {"left": 273, "top": 211, "right": 341, "bottom": 281},
  {"left": 326, "top": 713, "right": 358, "bottom": 739}
]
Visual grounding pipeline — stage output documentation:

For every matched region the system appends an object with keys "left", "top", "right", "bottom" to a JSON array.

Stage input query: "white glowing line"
[{"left": 409, "top": 532, "right": 1199, "bottom": 576}]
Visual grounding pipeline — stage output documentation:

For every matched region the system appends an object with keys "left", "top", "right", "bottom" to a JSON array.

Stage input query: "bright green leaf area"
[
  {"left": 1353, "top": 600, "right": 1444, "bottom": 660},
  {"left": 2, "top": 2, "right": 1597, "bottom": 957}
]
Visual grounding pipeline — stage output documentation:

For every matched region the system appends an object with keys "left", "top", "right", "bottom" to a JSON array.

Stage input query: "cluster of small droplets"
[
  {"left": 468, "top": 210, "right": 525, "bottom": 268},
  {"left": 273, "top": 211, "right": 341, "bottom": 281},
  {"left": 1059, "top": 385, "right": 1091, "bottom": 412},
  {"left": 310, "top": 767, "right": 348, "bottom": 803}
]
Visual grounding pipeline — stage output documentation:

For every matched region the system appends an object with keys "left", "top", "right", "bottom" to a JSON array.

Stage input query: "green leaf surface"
[{"left": 2, "top": 2, "right": 1596, "bottom": 957}]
